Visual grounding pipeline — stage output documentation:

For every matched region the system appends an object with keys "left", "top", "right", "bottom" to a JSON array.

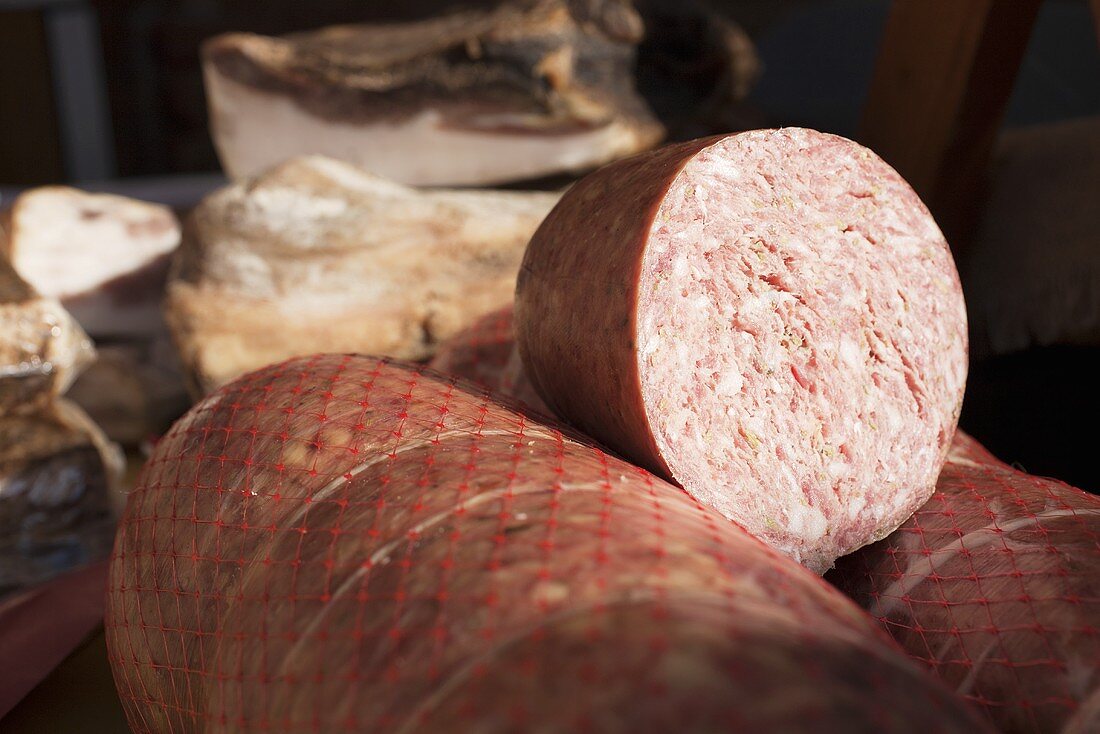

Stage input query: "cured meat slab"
[
  {"left": 1, "top": 252, "right": 123, "bottom": 593},
  {"left": 0, "top": 255, "right": 94, "bottom": 414},
  {"left": 203, "top": 0, "right": 664, "bottom": 185},
  {"left": 202, "top": 0, "right": 761, "bottom": 186},
  {"left": 1, "top": 187, "right": 180, "bottom": 340}
]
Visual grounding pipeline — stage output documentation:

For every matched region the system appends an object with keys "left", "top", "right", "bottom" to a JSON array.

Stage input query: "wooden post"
[{"left": 859, "top": 0, "right": 1042, "bottom": 251}]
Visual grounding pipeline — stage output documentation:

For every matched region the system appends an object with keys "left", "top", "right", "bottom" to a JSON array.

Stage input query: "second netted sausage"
[{"left": 107, "top": 354, "right": 986, "bottom": 733}]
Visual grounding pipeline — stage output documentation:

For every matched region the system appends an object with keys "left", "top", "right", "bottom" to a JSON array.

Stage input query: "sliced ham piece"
[
  {"left": 829, "top": 432, "right": 1100, "bottom": 734},
  {"left": 166, "top": 156, "right": 560, "bottom": 396},
  {"left": 1, "top": 187, "right": 180, "bottom": 340},
  {"left": 516, "top": 128, "right": 969, "bottom": 572}
]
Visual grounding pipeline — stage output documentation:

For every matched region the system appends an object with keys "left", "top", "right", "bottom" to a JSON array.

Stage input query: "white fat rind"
[{"left": 207, "top": 71, "right": 649, "bottom": 186}]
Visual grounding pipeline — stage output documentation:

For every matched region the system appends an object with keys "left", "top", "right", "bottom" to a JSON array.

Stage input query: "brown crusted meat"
[
  {"left": 67, "top": 339, "right": 190, "bottom": 446},
  {"left": 166, "top": 156, "right": 559, "bottom": 396},
  {"left": 0, "top": 400, "right": 123, "bottom": 594}
]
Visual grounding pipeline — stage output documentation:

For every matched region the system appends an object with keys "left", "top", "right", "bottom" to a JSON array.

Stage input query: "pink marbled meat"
[{"left": 517, "top": 128, "right": 968, "bottom": 572}]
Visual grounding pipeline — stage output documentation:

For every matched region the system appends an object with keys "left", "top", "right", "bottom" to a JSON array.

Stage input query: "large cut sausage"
[
  {"left": 830, "top": 432, "right": 1100, "bottom": 734},
  {"left": 106, "top": 354, "right": 986, "bottom": 733},
  {"left": 516, "top": 128, "right": 968, "bottom": 572}
]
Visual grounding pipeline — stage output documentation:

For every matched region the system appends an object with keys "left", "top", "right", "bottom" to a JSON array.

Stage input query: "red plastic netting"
[
  {"left": 105, "top": 354, "right": 986, "bottom": 733},
  {"left": 830, "top": 432, "right": 1100, "bottom": 734}
]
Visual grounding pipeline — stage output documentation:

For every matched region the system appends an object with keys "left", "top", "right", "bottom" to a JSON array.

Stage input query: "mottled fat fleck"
[{"left": 247, "top": 188, "right": 350, "bottom": 231}]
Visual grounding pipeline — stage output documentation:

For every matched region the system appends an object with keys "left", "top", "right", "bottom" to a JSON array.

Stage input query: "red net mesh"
[
  {"left": 105, "top": 354, "right": 986, "bottom": 733},
  {"left": 830, "top": 432, "right": 1100, "bottom": 734}
]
